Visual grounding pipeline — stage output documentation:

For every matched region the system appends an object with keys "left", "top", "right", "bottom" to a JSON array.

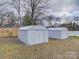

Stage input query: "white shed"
[
  {"left": 18, "top": 25, "right": 48, "bottom": 45},
  {"left": 48, "top": 27, "right": 68, "bottom": 39}
]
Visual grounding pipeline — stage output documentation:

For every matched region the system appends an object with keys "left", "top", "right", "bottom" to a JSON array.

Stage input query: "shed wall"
[
  {"left": 28, "top": 30, "right": 47, "bottom": 45},
  {"left": 18, "top": 30, "right": 28, "bottom": 44}
]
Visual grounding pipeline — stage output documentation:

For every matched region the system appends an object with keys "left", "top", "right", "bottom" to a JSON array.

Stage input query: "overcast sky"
[
  {"left": 0, "top": 0, "right": 10, "bottom": 2},
  {"left": 49, "top": 0, "right": 79, "bottom": 16},
  {"left": 0, "top": 0, "right": 79, "bottom": 16}
]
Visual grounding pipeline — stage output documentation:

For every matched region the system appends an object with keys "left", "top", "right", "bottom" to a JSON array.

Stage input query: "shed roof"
[
  {"left": 19, "top": 25, "right": 47, "bottom": 30},
  {"left": 48, "top": 27, "right": 68, "bottom": 30}
]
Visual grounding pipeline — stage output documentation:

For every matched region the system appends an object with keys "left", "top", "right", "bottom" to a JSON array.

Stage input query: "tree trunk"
[
  {"left": 18, "top": 0, "right": 22, "bottom": 27},
  {"left": 31, "top": 7, "right": 34, "bottom": 25}
]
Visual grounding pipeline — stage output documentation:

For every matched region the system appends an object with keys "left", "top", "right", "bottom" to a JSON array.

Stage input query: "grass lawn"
[{"left": 0, "top": 37, "right": 79, "bottom": 59}]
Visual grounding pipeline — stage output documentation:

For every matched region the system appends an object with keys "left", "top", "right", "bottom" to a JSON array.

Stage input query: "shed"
[
  {"left": 18, "top": 25, "right": 48, "bottom": 45},
  {"left": 48, "top": 27, "right": 68, "bottom": 39}
]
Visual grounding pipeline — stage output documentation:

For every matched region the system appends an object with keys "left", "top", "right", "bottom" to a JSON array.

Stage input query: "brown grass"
[{"left": 0, "top": 37, "right": 79, "bottom": 59}]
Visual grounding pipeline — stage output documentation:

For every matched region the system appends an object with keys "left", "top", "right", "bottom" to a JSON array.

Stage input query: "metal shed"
[
  {"left": 18, "top": 25, "right": 48, "bottom": 45},
  {"left": 48, "top": 27, "right": 68, "bottom": 39}
]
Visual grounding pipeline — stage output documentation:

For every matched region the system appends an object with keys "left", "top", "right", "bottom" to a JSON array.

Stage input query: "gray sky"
[
  {"left": 50, "top": 0, "right": 75, "bottom": 12},
  {"left": 0, "top": 0, "right": 10, "bottom": 2},
  {"left": 49, "top": 0, "right": 79, "bottom": 16},
  {"left": 0, "top": 0, "right": 79, "bottom": 16}
]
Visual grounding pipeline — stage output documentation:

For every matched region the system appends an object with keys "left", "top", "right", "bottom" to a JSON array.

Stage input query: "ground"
[{"left": 0, "top": 37, "right": 79, "bottom": 59}]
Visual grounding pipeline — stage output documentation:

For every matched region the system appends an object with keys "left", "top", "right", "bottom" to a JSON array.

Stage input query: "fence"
[{"left": 0, "top": 28, "right": 18, "bottom": 37}]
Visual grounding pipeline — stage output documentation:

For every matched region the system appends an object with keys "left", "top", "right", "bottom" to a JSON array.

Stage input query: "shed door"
[{"left": 28, "top": 30, "right": 44, "bottom": 45}]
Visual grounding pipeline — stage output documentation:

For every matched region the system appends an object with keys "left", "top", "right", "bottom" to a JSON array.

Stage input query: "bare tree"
[
  {"left": 10, "top": 0, "right": 22, "bottom": 26},
  {"left": 47, "top": 15, "right": 53, "bottom": 26},
  {"left": 0, "top": 0, "right": 50, "bottom": 26},
  {"left": 0, "top": 8, "right": 5, "bottom": 27},
  {"left": 23, "top": 0, "right": 50, "bottom": 25},
  {"left": 0, "top": 0, "right": 22, "bottom": 26},
  {"left": 0, "top": 7, "right": 16, "bottom": 27},
  {"left": 0, "top": 15, "right": 4, "bottom": 27}
]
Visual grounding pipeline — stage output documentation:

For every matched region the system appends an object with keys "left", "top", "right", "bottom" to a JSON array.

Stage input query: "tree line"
[{"left": 61, "top": 22, "right": 79, "bottom": 31}]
